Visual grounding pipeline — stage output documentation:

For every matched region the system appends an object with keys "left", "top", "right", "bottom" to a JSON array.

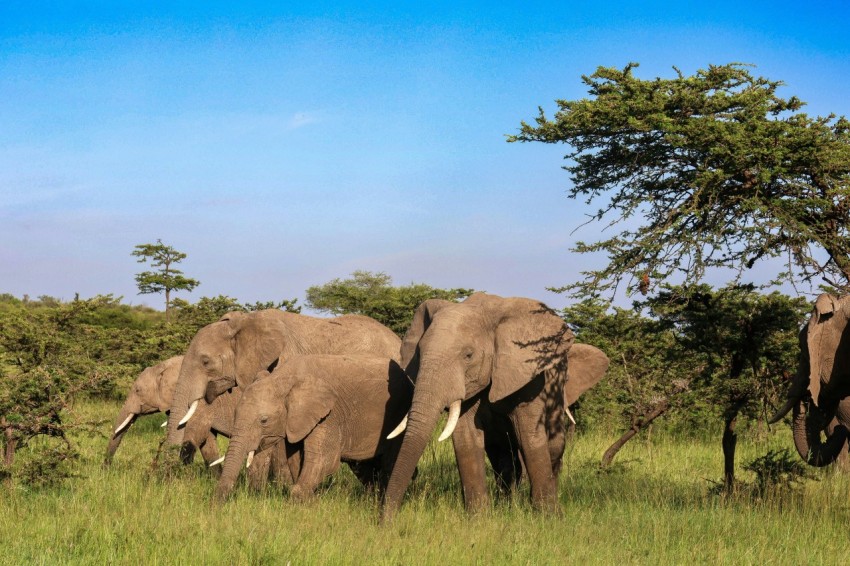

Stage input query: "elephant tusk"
[
  {"left": 768, "top": 398, "right": 797, "bottom": 424},
  {"left": 246, "top": 450, "right": 255, "bottom": 469},
  {"left": 161, "top": 420, "right": 168, "bottom": 428},
  {"left": 209, "top": 456, "right": 225, "bottom": 467},
  {"left": 386, "top": 415, "right": 409, "bottom": 440},
  {"left": 114, "top": 414, "right": 135, "bottom": 436},
  {"left": 565, "top": 405, "right": 576, "bottom": 425},
  {"left": 178, "top": 400, "right": 199, "bottom": 426},
  {"left": 438, "top": 400, "right": 462, "bottom": 442}
]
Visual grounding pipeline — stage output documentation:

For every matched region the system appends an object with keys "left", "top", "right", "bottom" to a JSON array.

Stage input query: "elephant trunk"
[
  {"left": 382, "top": 358, "right": 463, "bottom": 521},
  {"left": 215, "top": 433, "right": 255, "bottom": 501},
  {"left": 381, "top": 403, "right": 444, "bottom": 521},
  {"left": 104, "top": 398, "right": 142, "bottom": 465},
  {"left": 792, "top": 400, "right": 848, "bottom": 467}
]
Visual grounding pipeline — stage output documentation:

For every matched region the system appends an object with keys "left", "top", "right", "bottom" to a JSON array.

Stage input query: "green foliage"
[
  {"left": 511, "top": 62, "right": 850, "bottom": 296},
  {"left": 305, "top": 271, "right": 474, "bottom": 335},
  {"left": 644, "top": 284, "right": 809, "bottom": 420},
  {"left": 562, "top": 299, "right": 703, "bottom": 433},
  {"left": 742, "top": 448, "right": 815, "bottom": 496},
  {"left": 132, "top": 239, "right": 200, "bottom": 319}
]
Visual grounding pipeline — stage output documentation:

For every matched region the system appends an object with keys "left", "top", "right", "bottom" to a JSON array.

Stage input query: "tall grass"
[{"left": 2, "top": 399, "right": 849, "bottom": 564}]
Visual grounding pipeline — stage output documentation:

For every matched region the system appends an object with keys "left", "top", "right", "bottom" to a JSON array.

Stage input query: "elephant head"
[
  {"left": 105, "top": 356, "right": 182, "bottom": 464},
  {"left": 165, "top": 311, "right": 293, "bottom": 445},
  {"left": 770, "top": 293, "right": 850, "bottom": 466},
  {"left": 215, "top": 365, "right": 333, "bottom": 500},
  {"left": 382, "top": 293, "right": 573, "bottom": 518}
]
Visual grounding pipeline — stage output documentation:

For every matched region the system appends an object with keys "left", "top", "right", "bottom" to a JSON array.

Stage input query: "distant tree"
[
  {"left": 132, "top": 240, "right": 200, "bottom": 322},
  {"left": 305, "top": 271, "right": 474, "bottom": 335},
  {"left": 509, "top": 62, "right": 850, "bottom": 297}
]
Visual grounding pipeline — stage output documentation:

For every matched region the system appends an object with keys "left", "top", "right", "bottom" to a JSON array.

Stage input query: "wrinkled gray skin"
[
  {"left": 770, "top": 293, "right": 850, "bottom": 466},
  {"left": 165, "top": 309, "right": 401, "bottom": 448},
  {"left": 215, "top": 355, "right": 413, "bottom": 502},
  {"left": 382, "top": 293, "right": 575, "bottom": 520},
  {"left": 484, "top": 342, "right": 609, "bottom": 494},
  {"left": 105, "top": 356, "right": 240, "bottom": 469}
]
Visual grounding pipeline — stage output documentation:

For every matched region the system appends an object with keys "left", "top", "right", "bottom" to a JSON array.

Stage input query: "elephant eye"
[
  {"left": 463, "top": 349, "right": 474, "bottom": 360},
  {"left": 260, "top": 415, "right": 269, "bottom": 425}
]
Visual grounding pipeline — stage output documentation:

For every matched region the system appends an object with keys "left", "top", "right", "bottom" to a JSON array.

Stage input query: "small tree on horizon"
[{"left": 132, "top": 240, "right": 200, "bottom": 322}]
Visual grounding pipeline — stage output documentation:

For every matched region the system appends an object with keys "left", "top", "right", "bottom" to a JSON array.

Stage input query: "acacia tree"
[
  {"left": 132, "top": 240, "right": 200, "bottom": 322},
  {"left": 509, "top": 63, "right": 850, "bottom": 297},
  {"left": 305, "top": 271, "right": 473, "bottom": 336}
]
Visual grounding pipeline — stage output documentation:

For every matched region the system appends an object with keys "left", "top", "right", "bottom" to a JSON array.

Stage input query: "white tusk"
[
  {"left": 113, "top": 414, "right": 135, "bottom": 436},
  {"left": 246, "top": 450, "right": 255, "bottom": 469},
  {"left": 565, "top": 405, "right": 576, "bottom": 425},
  {"left": 178, "top": 400, "right": 199, "bottom": 426},
  {"left": 438, "top": 400, "right": 462, "bottom": 442},
  {"left": 209, "top": 456, "right": 225, "bottom": 467},
  {"left": 161, "top": 420, "right": 168, "bottom": 428},
  {"left": 386, "top": 415, "right": 409, "bottom": 439}
]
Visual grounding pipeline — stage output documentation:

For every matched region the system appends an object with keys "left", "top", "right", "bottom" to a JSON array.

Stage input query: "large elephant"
[
  {"left": 770, "top": 293, "right": 850, "bottom": 466},
  {"left": 381, "top": 293, "right": 575, "bottom": 520},
  {"left": 215, "top": 354, "right": 413, "bottom": 501},
  {"left": 105, "top": 355, "right": 240, "bottom": 468},
  {"left": 165, "top": 309, "right": 401, "bottom": 449}
]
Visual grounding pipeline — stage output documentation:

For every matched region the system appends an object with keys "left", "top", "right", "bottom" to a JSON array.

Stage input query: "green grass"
[{"left": 3, "top": 400, "right": 850, "bottom": 564}]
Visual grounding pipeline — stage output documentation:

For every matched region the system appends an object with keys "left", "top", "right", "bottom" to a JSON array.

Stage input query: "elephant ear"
[
  {"left": 814, "top": 294, "right": 837, "bottom": 322},
  {"left": 156, "top": 356, "right": 182, "bottom": 410},
  {"left": 564, "top": 344, "right": 609, "bottom": 405},
  {"left": 400, "top": 299, "right": 453, "bottom": 373},
  {"left": 285, "top": 377, "right": 335, "bottom": 443},
  {"left": 489, "top": 301, "right": 573, "bottom": 403}
]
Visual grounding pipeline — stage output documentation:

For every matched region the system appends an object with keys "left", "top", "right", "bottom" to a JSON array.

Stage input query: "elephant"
[
  {"left": 165, "top": 309, "right": 401, "bottom": 451},
  {"left": 381, "top": 292, "right": 576, "bottom": 520},
  {"left": 770, "top": 293, "right": 850, "bottom": 466},
  {"left": 105, "top": 355, "right": 240, "bottom": 469},
  {"left": 214, "top": 354, "right": 413, "bottom": 502}
]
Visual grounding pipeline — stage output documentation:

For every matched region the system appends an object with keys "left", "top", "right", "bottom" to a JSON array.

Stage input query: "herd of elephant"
[{"left": 105, "top": 291, "right": 850, "bottom": 519}]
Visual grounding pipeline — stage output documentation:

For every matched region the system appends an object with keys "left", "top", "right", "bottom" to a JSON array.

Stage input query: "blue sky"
[{"left": 2, "top": 1, "right": 849, "bottom": 311}]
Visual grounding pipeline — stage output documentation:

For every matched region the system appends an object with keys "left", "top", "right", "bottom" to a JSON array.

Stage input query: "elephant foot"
[
  {"left": 532, "top": 495, "right": 563, "bottom": 517},
  {"left": 290, "top": 484, "right": 316, "bottom": 503}
]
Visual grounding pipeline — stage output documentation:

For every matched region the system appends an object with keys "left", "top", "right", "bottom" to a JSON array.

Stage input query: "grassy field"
[{"left": 2, "top": 400, "right": 849, "bottom": 565}]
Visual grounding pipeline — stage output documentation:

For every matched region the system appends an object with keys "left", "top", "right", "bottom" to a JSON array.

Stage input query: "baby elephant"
[{"left": 215, "top": 354, "right": 413, "bottom": 501}]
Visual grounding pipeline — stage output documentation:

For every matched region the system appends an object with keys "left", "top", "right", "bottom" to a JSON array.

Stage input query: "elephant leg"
[
  {"left": 484, "top": 421, "right": 522, "bottom": 496},
  {"left": 290, "top": 426, "right": 340, "bottom": 502},
  {"left": 246, "top": 449, "right": 273, "bottom": 491},
  {"left": 270, "top": 442, "right": 293, "bottom": 487},
  {"left": 509, "top": 400, "right": 562, "bottom": 513},
  {"left": 451, "top": 400, "right": 489, "bottom": 513},
  {"left": 198, "top": 433, "right": 222, "bottom": 477}
]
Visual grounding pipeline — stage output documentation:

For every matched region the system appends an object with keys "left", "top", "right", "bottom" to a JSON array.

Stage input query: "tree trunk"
[
  {"left": 601, "top": 397, "right": 671, "bottom": 468},
  {"left": 722, "top": 396, "right": 748, "bottom": 490},
  {"left": 165, "top": 288, "right": 171, "bottom": 324},
  {"left": 3, "top": 422, "right": 17, "bottom": 467}
]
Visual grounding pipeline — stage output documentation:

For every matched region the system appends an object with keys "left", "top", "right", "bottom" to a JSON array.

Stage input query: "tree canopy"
[
  {"left": 509, "top": 63, "right": 850, "bottom": 297},
  {"left": 305, "top": 271, "right": 474, "bottom": 336},
  {"left": 132, "top": 240, "right": 200, "bottom": 321}
]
